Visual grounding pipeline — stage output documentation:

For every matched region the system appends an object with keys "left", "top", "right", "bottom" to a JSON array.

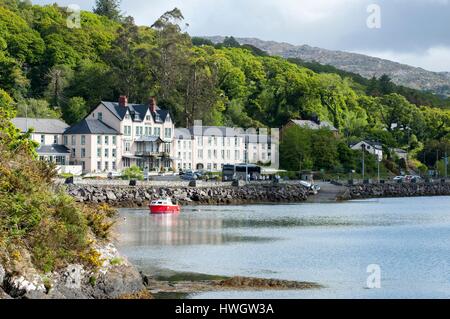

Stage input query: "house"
[
  {"left": 391, "top": 148, "right": 408, "bottom": 161},
  {"left": 73, "top": 96, "right": 175, "bottom": 173},
  {"left": 350, "top": 140, "right": 383, "bottom": 161},
  {"left": 11, "top": 117, "right": 81, "bottom": 175},
  {"left": 11, "top": 117, "right": 70, "bottom": 165},
  {"left": 174, "top": 125, "right": 278, "bottom": 172},
  {"left": 282, "top": 118, "right": 339, "bottom": 138},
  {"left": 13, "top": 96, "right": 280, "bottom": 175}
]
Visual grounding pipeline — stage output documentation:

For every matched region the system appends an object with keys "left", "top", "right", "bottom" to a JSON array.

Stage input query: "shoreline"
[{"left": 139, "top": 268, "right": 323, "bottom": 299}]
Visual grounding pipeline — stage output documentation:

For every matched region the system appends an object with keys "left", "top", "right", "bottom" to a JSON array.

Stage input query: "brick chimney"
[
  {"left": 149, "top": 97, "right": 157, "bottom": 113},
  {"left": 119, "top": 95, "right": 128, "bottom": 108}
]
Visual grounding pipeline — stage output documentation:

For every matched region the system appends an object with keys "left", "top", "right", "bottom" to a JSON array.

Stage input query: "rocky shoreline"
[
  {"left": 347, "top": 182, "right": 450, "bottom": 199},
  {"left": 0, "top": 243, "right": 148, "bottom": 299},
  {"left": 65, "top": 183, "right": 310, "bottom": 207}
]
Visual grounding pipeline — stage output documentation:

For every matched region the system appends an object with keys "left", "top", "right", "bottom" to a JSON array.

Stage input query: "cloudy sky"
[{"left": 33, "top": 0, "right": 450, "bottom": 72}]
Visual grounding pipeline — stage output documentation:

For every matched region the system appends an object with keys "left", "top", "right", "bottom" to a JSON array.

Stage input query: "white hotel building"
[{"left": 14, "top": 96, "right": 279, "bottom": 174}]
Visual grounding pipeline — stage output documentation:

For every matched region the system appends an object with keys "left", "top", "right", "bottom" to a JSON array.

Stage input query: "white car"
[{"left": 393, "top": 176, "right": 404, "bottom": 181}]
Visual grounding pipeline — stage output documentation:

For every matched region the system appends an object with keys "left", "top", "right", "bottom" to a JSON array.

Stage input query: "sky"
[{"left": 33, "top": 0, "right": 450, "bottom": 72}]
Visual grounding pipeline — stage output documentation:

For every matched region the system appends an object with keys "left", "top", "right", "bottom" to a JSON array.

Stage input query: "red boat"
[{"left": 149, "top": 198, "right": 181, "bottom": 215}]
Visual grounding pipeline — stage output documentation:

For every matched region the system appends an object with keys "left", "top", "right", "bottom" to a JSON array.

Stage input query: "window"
[
  {"left": 178, "top": 140, "right": 181, "bottom": 148},
  {"left": 54, "top": 135, "right": 58, "bottom": 144},
  {"left": 125, "top": 142, "right": 131, "bottom": 152},
  {"left": 136, "top": 126, "right": 143, "bottom": 136},
  {"left": 183, "top": 141, "right": 187, "bottom": 149},
  {"left": 112, "top": 162, "right": 116, "bottom": 170},
  {"left": 124, "top": 158, "right": 131, "bottom": 168},
  {"left": 146, "top": 115, "right": 151, "bottom": 121},
  {"left": 104, "top": 136, "right": 109, "bottom": 145},
  {"left": 221, "top": 150, "right": 225, "bottom": 159},
  {"left": 97, "top": 148, "right": 101, "bottom": 157},
  {"left": 97, "top": 161, "right": 101, "bottom": 171},
  {"left": 145, "top": 127, "right": 150, "bottom": 136},
  {"left": 197, "top": 137, "right": 203, "bottom": 146},
  {"left": 165, "top": 128, "right": 172, "bottom": 138},
  {"left": 213, "top": 136, "right": 217, "bottom": 146},
  {"left": 213, "top": 164, "right": 217, "bottom": 170},
  {"left": 198, "top": 149, "right": 203, "bottom": 159},
  {"left": 235, "top": 137, "right": 239, "bottom": 147},
  {"left": 213, "top": 150, "right": 217, "bottom": 159},
  {"left": 98, "top": 112, "right": 103, "bottom": 121},
  {"left": 112, "top": 136, "right": 116, "bottom": 145},
  {"left": 81, "top": 148, "right": 86, "bottom": 158},
  {"left": 104, "top": 148, "right": 109, "bottom": 158},
  {"left": 125, "top": 114, "right": 131, "bottom": 120},
  {"left": 124, "top": 126, "right": 131, "bottom": 136},
  {"left": 208, "top": 150, "right": 211, "bottom": 159},
  {"left": 81, "top": 135, "right": 86, "bottom": 145},
  {"left": 105, "top": 162, "right": 109, "bottom": 171},
  {"left": 112, "top": 149, "right": 117, "bottom": 158},
  {"left": 235, "top": 150, "right": 240, "bottom": 160},
  {"left": 71, "top": 136, "right": 76, "bottom": 146},
  {"left": 154, "top": 127, "right": 161, "bottom": 136},
  {"left": 227, "top": 150, "right": 231, "bottom": 160},
  {"left": 63, "top": 136, "right": 68, "bottom": 145},
  {"left": 208, "top": 137, "right": 212, "bottom": 146},
  {"left": 97, "top": 136, "right": 101, "bottom": 145},
  {"left": 207, "top": 163, "right": 212, "bottom": 171},
  {"left": 40, "top": 135, "right": 45, "bottom": 144},
  {"left": 72, "top": 148, "right": 76, "bottom": 157}
]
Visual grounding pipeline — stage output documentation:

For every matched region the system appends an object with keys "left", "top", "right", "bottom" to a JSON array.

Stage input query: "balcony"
[{"left": 135, "top": 151, "right": 170, "bottom": 158}]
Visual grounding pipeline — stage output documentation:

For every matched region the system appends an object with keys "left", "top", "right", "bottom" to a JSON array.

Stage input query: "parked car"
[
  {"left": 107, "top": 172, "right": 121, "bottom": 179},
  {"left": 393, "top": 176, "right": 404, "bottom": 182},
  {"left": 404, "top": 175, "right": 414, "bottom": 182},
  {"left": 181, "top": 172, "right": 197, "bottom": 181},
  {"left": 411, "top": 175, "right": 422, "bottom": 182}
]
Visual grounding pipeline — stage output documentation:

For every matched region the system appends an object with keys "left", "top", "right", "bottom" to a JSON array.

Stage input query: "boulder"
[{"left": 106, "top": 191, "right": 117, "bottom": 201}]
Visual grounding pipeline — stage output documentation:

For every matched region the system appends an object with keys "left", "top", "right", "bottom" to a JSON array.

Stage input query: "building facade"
[
  {"left": 174, "top": 125, "right": 277, "bottom": 172},
  {"left": 350, "top": 140, "right": 383, "bottom": 161},
  {"left": 14, "top": 96, "right": 280, "bottom": 174}
]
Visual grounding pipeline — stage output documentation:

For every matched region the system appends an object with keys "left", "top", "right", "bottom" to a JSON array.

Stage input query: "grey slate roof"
[
  {"left": 291, "top": 119, "right": 338, "bottom": 132},
  {"left": 37, "top": 144, "right": 71, "bottom": 156},
  {"left": 64, "top": 119, "right": 120, "bottom": 135},
  {"left": 100, "top": 101, "right": 170, "bottom": 123},
  {"left": 12, "top": 118, "right": 69, "bottom": 134}
]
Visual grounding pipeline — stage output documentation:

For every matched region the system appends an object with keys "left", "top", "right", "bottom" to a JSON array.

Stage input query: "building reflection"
[{"left": 122, "top": 214, "right": 230, "bottom": 246}]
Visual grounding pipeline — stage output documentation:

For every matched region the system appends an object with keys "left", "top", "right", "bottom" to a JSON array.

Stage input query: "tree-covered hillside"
[{"left": 1, "top": 0, "right": 450, "bottom": 173}]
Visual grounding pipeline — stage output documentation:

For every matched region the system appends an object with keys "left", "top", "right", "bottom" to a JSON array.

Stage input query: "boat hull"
[{"left": 149, "top": 205, "right": 181, "bottom": 215}]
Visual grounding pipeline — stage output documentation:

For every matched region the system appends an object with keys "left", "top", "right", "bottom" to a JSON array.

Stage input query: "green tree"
[
  {"left": 122, "top": 165, "right": 144, "bottom": 180},
  {"left": 16, "top": 99, "right": 61, "bottom": 119},
  {"left": 280, "top": 126, "right": 312, "bottom": 171},
  {"left": 93, "top": 0, "right": 122, "bottom": 21},
  {"left": 63, "top": 97, "right": 87, "bottom": 124}
]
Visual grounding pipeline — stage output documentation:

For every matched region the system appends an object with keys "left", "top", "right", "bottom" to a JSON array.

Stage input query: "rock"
[
  {"left": 0, "top": 264, "right": 4, "bottom": 284},
  {"left": 0, "top": 287, "right": 11, "bottom": 299},
  {"left": 106, "top": 191, "right": 117, "bottom": 201},
  {"left": 91, "top": 264, "right": 145, "bottom": 299}
]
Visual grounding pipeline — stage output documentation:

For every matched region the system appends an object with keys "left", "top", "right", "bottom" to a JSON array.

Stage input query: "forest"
[{"left": 2, "top": 0, "right": 450, "bottom": 175}]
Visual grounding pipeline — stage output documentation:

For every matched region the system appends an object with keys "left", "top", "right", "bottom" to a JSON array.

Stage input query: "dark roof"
[
  {"left": 12, "top": 118, "right": 69, "bottom": 134},
  {"left": 37, "top": 144, "right": 71, "bottom": 156},
  {"left": 100, "top": 101, "right": 170, "bottom": 123},
  {"left": 350, "top": 140, "right": 383, "bottom": 150},
  {"left": 65, "top": 119, "right": 120, "bottom": 135}
]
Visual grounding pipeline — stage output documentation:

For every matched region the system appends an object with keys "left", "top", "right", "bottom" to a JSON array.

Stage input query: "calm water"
[{"left": 116, "top": 197, "right": 450, "bottom": 299}]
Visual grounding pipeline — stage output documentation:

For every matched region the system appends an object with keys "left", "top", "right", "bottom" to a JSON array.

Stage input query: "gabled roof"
[
  {"left": 290, "top": 119, "right": 338, "bottom": 132},
  {"left": 350, "top": 140, "right": 383, "bottom": 150},
  {"left": 37, "top": 144, "right": 71, "bottom": 156},
  {"left": 64, "top": 119, "right": 120, "bottom": 135},
  {"left": 12, "top": 118, "right": 69, "bottom": 134},
  {"left": 100, "top": 101, "right": 170, "bottom": 123}
]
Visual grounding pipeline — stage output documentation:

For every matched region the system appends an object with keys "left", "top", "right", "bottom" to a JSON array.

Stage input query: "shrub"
[{"left": 121, "top": 165, "right": 144, "bottom": 180}]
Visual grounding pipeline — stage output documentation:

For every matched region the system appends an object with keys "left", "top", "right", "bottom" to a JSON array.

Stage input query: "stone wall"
[
  {"left": 64, "top": 183, "right": 310, "bottom": 207},
  {"left": 348, "top": 182, "right": 450, "bottom": 199}
]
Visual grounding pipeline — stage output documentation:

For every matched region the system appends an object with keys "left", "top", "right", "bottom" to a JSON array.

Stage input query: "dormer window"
[
  {"left": 125, "top": 114, "right": 131, "bottom": 120},
  {"left": 146, "top": 115, "right": 151, "bottom": 121},
  {"left": 98, "top": 112, "right": 103, "bottom": 121},
  {"left": 155, "top": 114, "right": 161, "bottom": 122}
]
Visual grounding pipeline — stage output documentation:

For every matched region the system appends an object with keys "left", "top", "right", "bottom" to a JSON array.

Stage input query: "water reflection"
[{"left": 117, "top": 211, "right": 274, "bottom": 246}]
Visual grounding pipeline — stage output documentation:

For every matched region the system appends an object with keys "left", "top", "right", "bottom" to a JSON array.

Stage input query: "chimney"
[
  {"left": 149, "top": 97, "right": 157, "bottom": 113},
  {"left": 119, "top": 95, "right": 128, "bottom": 108}
]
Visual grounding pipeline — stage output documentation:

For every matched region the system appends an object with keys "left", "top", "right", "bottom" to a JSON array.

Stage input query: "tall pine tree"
[{"left": 93, "top": 0, "right": 122, "bottom": 21}]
